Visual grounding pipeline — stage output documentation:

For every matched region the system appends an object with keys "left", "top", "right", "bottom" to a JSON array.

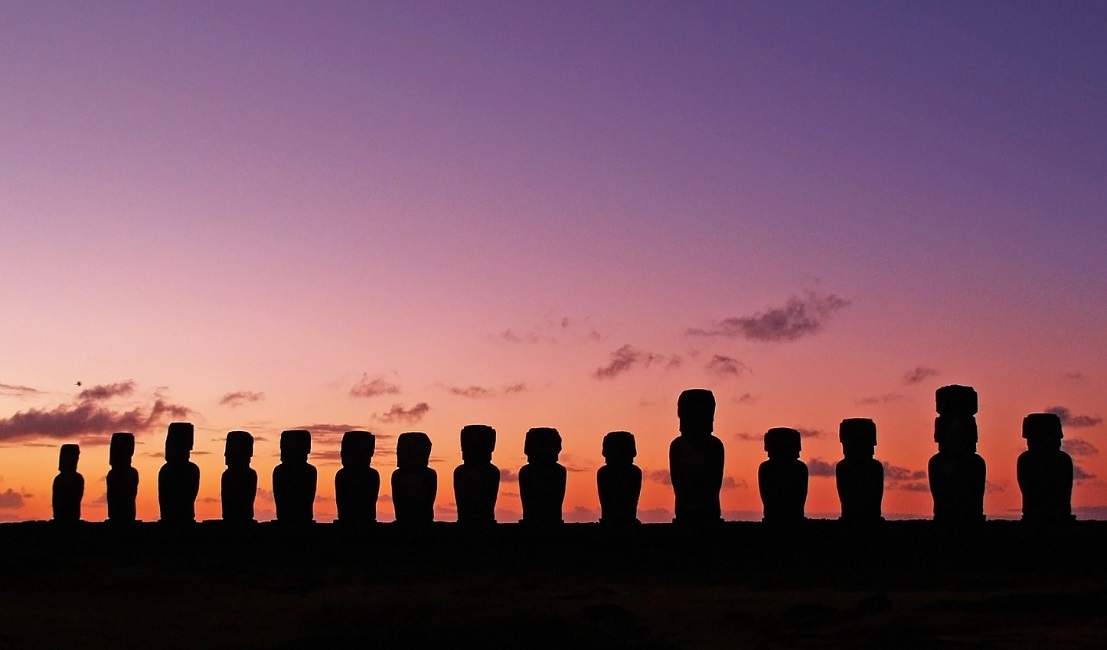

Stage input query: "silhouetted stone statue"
[
  {"left": 669, "top": 389, "right": 724, "bottom": 524},
  {"left": 52, "top": 444, "right": 83, "bottom": 523},
  {"left": 453, "top": 424, "right": 499, "bottom": 525},
  {"left": 836, "top": 418, "right": 884, "bottom": 523},
  {"left": 392, "top": 431, "right": 437, "bottom": 524},
  {"left": 1018, "top": 412, "right": 1074, "bottom": 523},
  {"left": 107, "top": 432, "right": 138, "bottom": 523},
  {"left": 928, "top": 385, "right": 986, "bottom": 524},
  {"left": 158, "top": 422, "right": 200, "bottom": 523},
  {"left": 598, "top": 430, "right": 641, "bottom": 525},
  {"left": 759, "top": 427, "right": 808, "bottom": 523},
  {"left": 335, "top": 430, "right": 380, "bottom": 524},
  {"left": 221, "top": 430, "right": 257, "bottom": 523},
  {"left": 520, "top": 427, "right": 566, "bottom": 525},
  {"left": 273, "top": 429, "right": 316, "bottom": 524}
]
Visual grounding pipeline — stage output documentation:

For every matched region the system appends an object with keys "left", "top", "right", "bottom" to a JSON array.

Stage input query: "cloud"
[
  {"left": 903, "top": 366, "right": 940, "bottom": 385},
  {"left": 0, "top": 488, "right": 30, "bottom": 509},
  {"left": 883, "top": 463, "right": 928, "bottom": 483},
  {"left": 446, "top": 385, "right": 496, "bottom": 399},
  {"left": 722, "top": 476, "right": 746, "bottom": 490},
  {"left": 1045, "top": 406, "right": 1103, "bottom": 428},
  {"left": 639, "top": 508, "right": 674, "bottom": 523},
  {"left": 503, "top": 382, "right": 528, "bottom": 394},
  {"left": 797, "top": 428, "right": 824, "bottom": 439},
  {"left": 807, "top": 458, "right": 836, "bottom": 477},
  {"left": 0, "top": 382, "right": 42, "bottom": 398},
  {"left": 1063, "top": 438, "right": 1099, "bottom": 457},
  {"left": 705, "top": 355, "right": 750, "bottom": 378},
  {"left": 647, "top": 470, "right": 671, "bottom": 485},
  {"left": 496, "top": 328, "right": 553, "bottom": 344},
  {"left": 733, "top": 393, "right": 757, "bottom": 405},
  {"left": 78, "top": 380, "right": 136, "bottom": 402},
  {"left": 686, "top": 291, "right": 850, "bottom": 342},
  {"left": 349, "top": 374, "right": 401, "bottom": 399},
  {"left": 856, "top": 393, "right": 906, "bottom": 405},
  {"left": 565, "top": 506, "right": 598, "bottom": 523},
  {"left": 897, "top": 481, "right": 930, "bottom": 492},
  {"left": 1064, "top": 372, "right": 1086, "bottom": 381},
  {"left": 0, "top": 398, "right": 190, "bottom": 442},
  {"left": 593, "top": 345, "right": 679, "bottom": 380},
  {"left": 500, "top": 468, "right": 519, "bottom": 482},
  {"left": 291, "top": 423, "right": 377, "bottom": 437},
  {"left": 219, "top": 391, "right": 264, "bottom": 407},
  {"left": 375, "top": 403, "right": 430, "bottom": 425},
  {"left": 1074, "top": 463, "right": 1097, "bottom": 483}
]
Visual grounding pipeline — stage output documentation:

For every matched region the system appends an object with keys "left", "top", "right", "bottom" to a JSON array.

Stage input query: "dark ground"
[{"left": 1, "top": 520, "right": 1105, "bottom": 649}]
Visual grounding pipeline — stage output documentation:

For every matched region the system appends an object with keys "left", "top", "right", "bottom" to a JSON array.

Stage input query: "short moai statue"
[
  {"left": 273, "top": 429, "right": 317, "bottom": 524},
  {"left": 221, "top": 430, "right": 257, "bottom": 524},
  {"left": 519, "top": 427, "right": 567, "bottom": 525},
  {"left": 392, "top": 431, "right": 437, "bottom": 524},
  {"left": 1018, "top": 412, "right": 1074, "bottom": 523},
  {"left": 928, "top": 385, "right": 986, "bottom": 524},
  {"left": 759, "top": 427, "right": 808, "bottom": 523},
  {"left": 335, "top": 430, "right": 380, "bottom": 524},
  {"left": 106, "top": 432, "right": 138, "bottom": 523},
  {"left": 598, "top": 431, "right": 642, "bottom": 525},
  {"left": 836, "top": 418, "right": 884, "bottom": 523},
  {"left": 158, "top": 422, "right": 200, "bottom": 523},
  {"left": 52, "top": 444, "right": 84, "bottom": 523},
  {"left": 669, "top": 389, "right": 725, "bottom": 524},
  {"left": 453, "top": 424, "right": 499, "bottom": 525}
]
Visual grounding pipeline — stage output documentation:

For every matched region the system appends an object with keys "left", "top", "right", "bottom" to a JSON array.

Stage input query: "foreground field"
[{"left": 1, "top": 521, "right": 1104, "bottom": 649}]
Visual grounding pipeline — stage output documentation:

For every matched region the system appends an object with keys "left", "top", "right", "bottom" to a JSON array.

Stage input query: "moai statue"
[
  {"left": 52, "top": 444, "right": 84, "bottom": 523},
  {"left": 519, "top": 427, "right": 567, "bottom": 525},
  {"left": 598, "top": 431, "right": 642, "bottom": 525},
  {"left": 836, "top": 418, "right": 884, "bottom": 523},
  {"left": 106, "top": 432, "right": 138, "bottom": 523},
  {"left": 1018, "top": 412, "right": 1074, "bottom": 523},
  {"left": 273, "top": 429, "right": 317, "bottom": 524},
  {"left": 928, "top": 385, "right": 986, "bottom": 524},
  {"left": 335, "top": 430, "right": 380, "bottom": 524},
  {"left": 669, "top": 389, "right": 724, "bottom": 524},
  {"left": 453, "top": 424, "right": 499, "bottom": 525},
  {"left": 158, "top": 422, "right": 200, "bottom": 523},
  {"left": 759, "top": 427, "right": 808, "bottom": 523},
  {"left": 221, "top": 430, "right": 257, "bottom": 524},
  {"left": 391, "top": 431, "right": 437, "bottom": 524}
]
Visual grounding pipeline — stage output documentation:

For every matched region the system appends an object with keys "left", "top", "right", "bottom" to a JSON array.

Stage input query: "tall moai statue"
[
  {"left": 1018, "top": 412, "right": 1074, "bottom": 523},
  {"left": 928, "top": 385, "right": 986, "bottom": 523},
  {"left": 335, "top": 430, "right": 380, "bottom": 524},
  {"left": 158, "top": 422, "right": 200, "bottom": 523},
  {"left": 453, "top": 424, "right": 499, "bottom": 525},
  {"left": 52, "top": 444, "right": 84, "bottom": 523},
  {"left": 519, "top": 427, "right": 567, "bottom": 525},
  {"left": 106, "top": 432, "right": 138, "bottom": 523},
  {"left": 598, "top": 431, "right": 642, "bottom": 525},
  {"left": 669, "top": 389, "right": 724, "bottom": 524},
  {"left": 273, "top": 429, "right": 317, "bottom": 524},
  {"left": 759, "top": 427, "right": 808, "bottom": 523},
  {"left": 836, "top": 418, "right": 884, "bottom": 523},
  {"left": 392, "top": 431, "right": 437, "bottom": 524},
  {"left": 221, "top": 430, "right": 257, "bottom": 523}
]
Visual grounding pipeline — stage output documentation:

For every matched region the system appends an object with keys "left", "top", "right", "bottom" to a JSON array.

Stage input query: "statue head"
[
  {"left": 460, "top": 424, "right": 496, "bottom": 464},
  {"left": 165, "top": 422, "right": 194, "bottom": 464},
  {"left": 677, "top": 389, "right": 715, "bottom": 436},
  {"left": 524, "top": 427, "right": 562, "bottom": 464},
  {"left": 601, "top": 430, "right": 636, "bottom": 465},
  {"left": 396, "top": 431, "right": 432, "bottom": 469},
  {"left": 340, "top": 430, "right": 375, "bottom": 468}
]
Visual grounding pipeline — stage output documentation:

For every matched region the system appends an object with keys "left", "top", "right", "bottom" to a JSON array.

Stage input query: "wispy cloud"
[
  {"left": 375, "top": 403, "right": 430, "bottom": 425},
  {"left": 219, "top": 390, "right": 264, "bottom": 407},
  {"left": 291, "top": 423, "right": 380, "bottom": 437},
  {"left": 447, "top": 385, "right": 496, "bottom": 399},
  {"left": 733, "top": 393, "right": 757, "bottom": 405},
  {"left": 500, "top": 468, "right": 519, "bottom": 482},
  {"left": 593, "top": 345, "right": 680, "bottom": 380},
  {"left": 647, "top": 470, "right": 671, "bottom": 485},
  {"left": 78, "top": 380, "right": 136, "bottom": 402},
  {"left": 705, "top": 355, "right": 750, "bottom": 378},
  {"left": 807, "top": 458, "right": 836, "bottom": 477},
  {"left": 349, "top": 374, "right": 401, "bottom": 399},
  {"left": 1063, "top": 438, "right": 1098, "bottom": 457},
  {"left": 0, "top": 396, "right": 190, "bottom": 442},
  {"left": 1074, "top": 463, "right": 1097, "bottom": 483},
  {"left": 0, "top": 382, "right": 42, "bottom": 398},
  {"left": 903, "top": 366, "right": 940, "bottom": 385},
  {"left": 687, "top": 291, "right": 850, "bottom": 342},
  {"left": 856, "top": 393, "right": 906, "bottom": 405},
  {"left": 0, "top": 488, "right": 30, "bottom": 509},
  {"left": 1045, "top": 406, "right": 1103, "bottom": 428}
]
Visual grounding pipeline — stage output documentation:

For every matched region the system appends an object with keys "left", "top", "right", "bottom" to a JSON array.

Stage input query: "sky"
[{"left": 1, "top": 1, "right": 1105, "bottom": 522}]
